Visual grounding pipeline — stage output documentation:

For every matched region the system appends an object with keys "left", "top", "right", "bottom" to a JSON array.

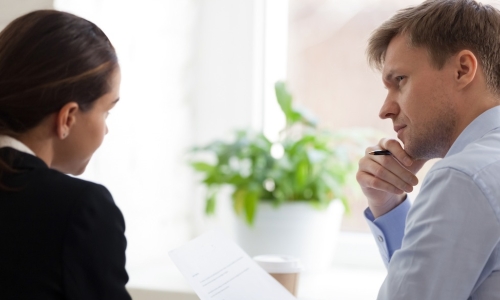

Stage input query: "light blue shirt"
[{"left": 365, "top": 106, "right": 500, "bottom": 299}]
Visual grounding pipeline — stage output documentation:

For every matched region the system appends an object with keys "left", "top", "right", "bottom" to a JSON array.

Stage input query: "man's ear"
[
  {"left": 55, "top": 102, "right": 79, "bottom": 139},
  {"left": 454, "top": 50, "right": 478, "bottom": 90}
]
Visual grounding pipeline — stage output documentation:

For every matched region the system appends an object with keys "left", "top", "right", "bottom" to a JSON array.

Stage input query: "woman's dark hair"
[{"left": 0, "top": 10, "right": 118, "bottom": 188}]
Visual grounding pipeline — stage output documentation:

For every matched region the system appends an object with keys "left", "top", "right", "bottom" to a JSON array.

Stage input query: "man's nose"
[{"left": 379, "top": 92, "right": 399, "bottom": 120}]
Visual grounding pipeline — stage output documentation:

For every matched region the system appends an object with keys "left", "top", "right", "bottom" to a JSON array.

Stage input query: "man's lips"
[
  {"left": 394, "top": 125, "right": 406, "bottom": 133},
  {"left": 394, "top": 125, "right": 406, "bottom": 140}
]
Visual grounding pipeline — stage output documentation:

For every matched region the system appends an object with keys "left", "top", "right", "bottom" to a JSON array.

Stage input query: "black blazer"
[{"left": 0, "top": 147, "right": 131, "bottom": 300}]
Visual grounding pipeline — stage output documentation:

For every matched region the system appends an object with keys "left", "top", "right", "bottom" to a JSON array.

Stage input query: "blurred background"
[{"left": 0, "top": 0, "right": 464, "bottom": 299}]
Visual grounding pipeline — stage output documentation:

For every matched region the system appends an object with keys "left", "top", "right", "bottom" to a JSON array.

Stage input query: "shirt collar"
[
  {"left": 446, "top": 105, "right": 500, "bottom": 157},
  {"left": 0, "top": 135, "right": 36, "bottom": 156}
]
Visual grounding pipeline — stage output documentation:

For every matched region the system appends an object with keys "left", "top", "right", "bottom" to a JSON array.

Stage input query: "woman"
[{"left": 0, "top": 10, "right": 130, "bottom": 299}]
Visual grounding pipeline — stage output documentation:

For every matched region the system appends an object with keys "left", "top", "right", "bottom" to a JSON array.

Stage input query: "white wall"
[{"left": 192, "top": 0, "right": 263, "bottom": 145}]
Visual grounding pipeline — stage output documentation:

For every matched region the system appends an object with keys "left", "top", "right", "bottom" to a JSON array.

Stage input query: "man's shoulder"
[{"left": 432, "top": 131, "right": 500, "bottom": 178}]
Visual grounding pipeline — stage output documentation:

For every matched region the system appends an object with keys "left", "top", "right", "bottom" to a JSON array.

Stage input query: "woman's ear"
[
  {"left": 56, "top": 102, "right": 79, "bottom": 139},
  {"left": 454, "top": 50, "right": 478, "bottom": 90}
]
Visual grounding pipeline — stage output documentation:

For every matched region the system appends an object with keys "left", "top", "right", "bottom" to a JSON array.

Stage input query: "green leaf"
[
  {"left": 295, "top": 159, "right": 309, "bottom": 191},
  {"left": 275, "top": 81, "right": 293, "bottom": 121},
  {"left": 279, "top": 177, "right": 295, "bottom": 201},
  {"left": 203, "top": 174, "right": 220, "bottom": 185},
  {"left": 205, "top": 193, "right": 216, "bottom": 215},
  {"left": 289, "top": 135, "right": 316, "bottom": 154},
  {"left": 191, "top": 162, "right": 214, "bottom": 173},
  {"left": 293, "top": 106, "right": 318, "bottom": 127},
  {"left": 228, "top": 174, "right": 245, "bottom": 185},
  {"left": 288, "top": 110, "right": 303, "bottom": 124},
  {"left": 275, "top": 81, "right": 304, "bottom": 125},
  {"left": 244, "top": 190, "right": 259, "bottom": 226},
  {"left": 232, "top": 189, "right": 246, "bottom": 216}
]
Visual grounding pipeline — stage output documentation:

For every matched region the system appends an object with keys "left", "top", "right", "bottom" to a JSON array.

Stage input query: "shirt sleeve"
[
  {"left": 62, "top": 184, "right": 131, "bottom": 300},
  {"left": 377, "top": 168, "right": 500, "bottom": 299},
  {"left": 364, "top": 197, "right": 411, "bottom": 267}
]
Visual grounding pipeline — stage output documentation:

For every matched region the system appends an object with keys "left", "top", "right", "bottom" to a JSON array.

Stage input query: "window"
[{"left": 281, "top": 0, "right": 437, "bottom": 232}]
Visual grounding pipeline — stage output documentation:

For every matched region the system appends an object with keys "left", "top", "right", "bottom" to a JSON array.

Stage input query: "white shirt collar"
[{"left": 0, "top": 135, "right": 36, "bottom": 156}]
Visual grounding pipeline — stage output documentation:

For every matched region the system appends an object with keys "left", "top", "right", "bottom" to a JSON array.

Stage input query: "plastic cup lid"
[{"left": 253, "top": 254, "right": 303, "bottom": 274}]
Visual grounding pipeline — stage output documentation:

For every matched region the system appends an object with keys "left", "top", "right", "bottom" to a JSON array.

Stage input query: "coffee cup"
[{"left": 253, "top": 255, "right": 303, "bottom": 296}]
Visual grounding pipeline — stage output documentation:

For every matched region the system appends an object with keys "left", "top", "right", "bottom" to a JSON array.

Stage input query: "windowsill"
[{"left": 127, "top": 232, "right": 387, "bottom": 300}]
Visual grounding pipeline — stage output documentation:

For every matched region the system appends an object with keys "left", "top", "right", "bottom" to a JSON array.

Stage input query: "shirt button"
[{"left": 378, "top": 235, "right": 384, "bottom": 242}]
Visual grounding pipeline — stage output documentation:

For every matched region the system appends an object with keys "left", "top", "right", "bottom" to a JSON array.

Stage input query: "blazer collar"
[
  {"left": 0, "top": 135, "right": 35, "bottom": 156},
  {"left": 0, "top": 147, "right": 48, "bottom": 170}
]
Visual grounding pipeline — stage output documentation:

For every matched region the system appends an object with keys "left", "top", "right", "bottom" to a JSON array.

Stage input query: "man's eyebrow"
[
  {"left": 384, "top": 71, "right": 394, "bottom": 83},
  {"left": 112, "top": 98, "right": 120, "bottom": 104}
]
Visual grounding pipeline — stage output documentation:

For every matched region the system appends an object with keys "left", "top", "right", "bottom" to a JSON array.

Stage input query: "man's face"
[{"left": 380, "top": 34, "right": 458, "bottom": 159}]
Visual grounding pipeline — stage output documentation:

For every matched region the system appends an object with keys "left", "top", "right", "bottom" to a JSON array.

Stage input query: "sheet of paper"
[{"left": 169, "top": 230, "right": 297, "bottom": 300}]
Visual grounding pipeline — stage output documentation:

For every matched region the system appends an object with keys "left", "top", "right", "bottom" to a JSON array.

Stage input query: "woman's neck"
[{"left": 17, "top": 118, "right": 56, "bottom": 168}]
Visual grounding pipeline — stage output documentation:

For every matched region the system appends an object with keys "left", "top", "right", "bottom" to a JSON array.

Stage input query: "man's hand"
[{"left": 356, "top": 138, "right": 427, "bottom": 218}]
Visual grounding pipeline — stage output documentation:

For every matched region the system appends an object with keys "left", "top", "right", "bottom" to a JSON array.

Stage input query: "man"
[{"left": 356, "top": 0, "right": 500, "bottom": 298}]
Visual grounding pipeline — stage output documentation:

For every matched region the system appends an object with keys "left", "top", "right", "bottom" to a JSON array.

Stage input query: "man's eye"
[{"left": 396, "top": 76, "right": 405, "bottom": 82}]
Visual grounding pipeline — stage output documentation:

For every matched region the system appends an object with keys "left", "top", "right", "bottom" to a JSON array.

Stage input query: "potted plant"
[{"left": 189, "top": 82, "right": 365, "bottom": 270}]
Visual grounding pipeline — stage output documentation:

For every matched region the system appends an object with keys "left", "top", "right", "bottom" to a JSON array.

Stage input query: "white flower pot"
[{"left": 235, "top": 200, "right": 344, "bottom": 271}]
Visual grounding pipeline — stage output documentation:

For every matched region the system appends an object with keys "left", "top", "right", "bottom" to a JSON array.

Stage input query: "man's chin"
[
  {"left": 404, "top": 143, "right": 443, "bottom": 160},
  {"left": 400, "top": 141, "right": 419, "bottom": 160}
]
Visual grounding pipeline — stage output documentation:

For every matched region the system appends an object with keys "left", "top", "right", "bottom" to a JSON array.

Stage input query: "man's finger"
[
  {"left": 379, "top": 138, "right": 414, "bottom": 167},
  {"left": 356, "top": 171, "right": 405, "bottom": 195},
  {"left": 359, "top": 157, "right": 416, "bottom": 192}
]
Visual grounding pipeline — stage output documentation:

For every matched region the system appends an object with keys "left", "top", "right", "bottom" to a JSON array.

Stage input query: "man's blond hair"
[{"left": 367, "top": 0, "right": 500, "bottom": 94}]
